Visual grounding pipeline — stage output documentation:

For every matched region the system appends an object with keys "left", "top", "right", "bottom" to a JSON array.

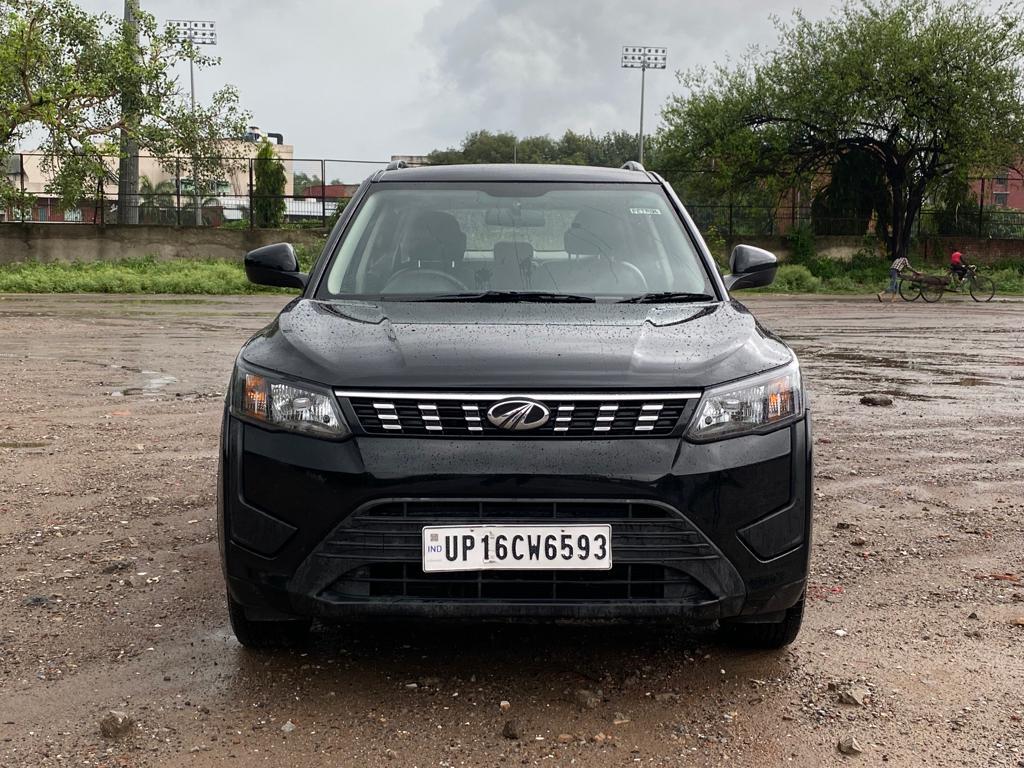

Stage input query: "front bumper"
[{"left": 219, "top": 414, "right": 812, "bottom": 622}]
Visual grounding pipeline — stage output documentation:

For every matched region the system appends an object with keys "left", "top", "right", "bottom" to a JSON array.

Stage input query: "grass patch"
[
  {"left": 0, "top": 258, "right": 271, "bottom": 294},
  {"left": 0, "top": 243, "right": 326, "bottom": 295}
]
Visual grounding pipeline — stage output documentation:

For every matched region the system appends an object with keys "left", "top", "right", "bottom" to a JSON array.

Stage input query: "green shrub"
[
  {"left": 784, "top": 224, "right": 816, "bottom": 266},
  {"left": 702, "top": 224, "right": 728, "bottom": 266},
  {"left": 763, "top": 264, "right": 822, "bottom": 293},
  {"left": 0, "top": 258, "right": 283, "bottom": 294}
]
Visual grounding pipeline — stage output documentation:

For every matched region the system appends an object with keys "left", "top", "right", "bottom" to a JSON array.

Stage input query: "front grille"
[
  {"left": 314, "top": 498, "right": 720, "bottom": 604},
  {"left": 338, "top": 391, "right": 698, "bottom": 437}
]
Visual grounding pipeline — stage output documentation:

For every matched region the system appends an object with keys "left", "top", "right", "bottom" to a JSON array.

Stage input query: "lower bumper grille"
[
  {"left": 325, "top": 563, "right": 712, "bottom": 602},
  {"left": 307, "top": 498, "right": 724, "bottom": 605}
]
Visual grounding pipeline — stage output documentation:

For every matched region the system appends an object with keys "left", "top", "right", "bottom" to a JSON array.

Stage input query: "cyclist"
[
  {"left": 878, "top": 254, "right": 913, "bottom": 303},
  {"left": 950, "top": 250, "right": 970, "bottom": 281}
]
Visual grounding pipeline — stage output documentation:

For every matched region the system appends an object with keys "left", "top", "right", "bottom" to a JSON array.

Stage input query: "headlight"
[
  {"left": 230, "top": 365, "right": 350, "bottom": 438},
  {"left": 686, "top": 360, "right": 803, "bottom": 442}
]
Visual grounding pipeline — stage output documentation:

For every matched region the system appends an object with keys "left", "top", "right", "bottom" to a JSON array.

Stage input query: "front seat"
[
  {"left": 561, "top": 207, "right": 647, "bottom": 293},
  {"left": 489, "top": 241, "right": 557, "bottom": 291},
  {"left": 400, "top": 210, "right": 467, "bottom": 271}
]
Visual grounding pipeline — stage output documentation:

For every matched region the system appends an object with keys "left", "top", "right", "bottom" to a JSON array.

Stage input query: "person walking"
[{"left": 878, "top": 254, "right": 913, "bottom": 302}]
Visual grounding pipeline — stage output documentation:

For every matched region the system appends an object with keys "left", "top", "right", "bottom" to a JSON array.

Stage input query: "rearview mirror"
[
  {"left": 723, "top": 244, "right": 778, "bottom": 291},
  {"left": 244, "top": 243, "right": 308, "bottom": 290},
  {"left": 484, "top": 208, "right": 546, "bottom": 227}
]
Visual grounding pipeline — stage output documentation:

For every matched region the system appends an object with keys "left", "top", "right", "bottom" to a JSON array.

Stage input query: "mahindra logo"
[{"left": 486, "top": 399, "right": 551, "bottom": 431}]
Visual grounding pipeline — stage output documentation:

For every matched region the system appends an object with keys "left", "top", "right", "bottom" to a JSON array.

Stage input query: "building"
[
  {"left": 5, "top": 133, "right": 295, "bottom": 223},
  {"left": 971, "top": 169, "right": 1024, "bottom": 210},
  {"left": 297, "top": 183, "right": 359, "bottom": 199},
  {"left": 390, "top": 154, "right": 429, "bottom": 167}
]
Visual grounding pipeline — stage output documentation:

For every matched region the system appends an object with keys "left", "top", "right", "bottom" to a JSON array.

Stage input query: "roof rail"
[
  {"left": 621, "top": 160, "right": 646, "bottom": 172},
  {"left": 385, "top": 160, "right": 408, "bottom": 171}
]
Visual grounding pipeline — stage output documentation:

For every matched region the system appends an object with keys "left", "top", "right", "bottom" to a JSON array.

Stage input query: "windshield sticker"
[{"left": 629, "top": 207, "right": 662, "bottom": 215}]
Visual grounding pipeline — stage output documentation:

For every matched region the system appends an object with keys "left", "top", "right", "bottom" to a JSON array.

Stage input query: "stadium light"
[
  {"left": 621, "top": 46, "right": 667, "bottom": 164},
  {"left": 168, "top": 20, "right": 218, "bottom": 110},
  {"left": 168, "top": 20, "right": 217, "bottom": 225}
]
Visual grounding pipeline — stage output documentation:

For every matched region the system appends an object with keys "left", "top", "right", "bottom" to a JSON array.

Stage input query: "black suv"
[{"left": 219, "top": 162, "right": 811, "bottom": 649}]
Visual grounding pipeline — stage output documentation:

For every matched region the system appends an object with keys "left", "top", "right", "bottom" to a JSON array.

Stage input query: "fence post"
[
  {"left": 321, "top": 159, "right": 327, "bottom": 228},
  {"left": 16, "top": 153, "right": 25, "bottom": 223},
  {"left": 99, "top": 184, "right": 105, "bottom": 226},
  {"left": 248, "top": 158, "right": 254, "bottom": 230},
  {"left": 728, "top": 200, "right": 734, "bottom": 237},
  {"left": 175, "top": 158, "right": 182, "bottom": 227},
  {"left": 978, "top": 177, "right": 985, "bottom": 237}
]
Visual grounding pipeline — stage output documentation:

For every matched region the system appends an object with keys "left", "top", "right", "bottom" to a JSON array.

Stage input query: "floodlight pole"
[
  {"left": 169, "top": 19, "right": 217, "bottom": 225},
  {"left": 639, "top": 65, "right": 646, "bottom": 164},
  {"left": 621, "top": 46, "right": 667, "bottom": 166}
]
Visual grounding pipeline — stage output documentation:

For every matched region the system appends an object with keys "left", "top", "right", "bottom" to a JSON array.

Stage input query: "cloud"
[{"left": 415, "top": 0, "right": 794, "bottom": 148}]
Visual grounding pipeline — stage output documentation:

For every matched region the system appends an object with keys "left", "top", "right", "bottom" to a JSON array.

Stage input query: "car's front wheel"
[
  {"left": 719, "top": 598, "right": 804, "bottom": 649},
  {"left": 227, "top": 592, "right": 312, "bottom": 649}
]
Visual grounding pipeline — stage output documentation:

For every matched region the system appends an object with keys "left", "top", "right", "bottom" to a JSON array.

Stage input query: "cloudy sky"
[{"left": 75, "top": 0, "right": 833, "bottom": 162}]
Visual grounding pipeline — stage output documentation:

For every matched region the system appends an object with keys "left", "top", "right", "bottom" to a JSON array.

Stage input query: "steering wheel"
[
  {"left": 380, "top": 269, "right": 469, "bottom": 294},
  {"left": 616, "top": 261, "right": 649, "bottom": 293}
]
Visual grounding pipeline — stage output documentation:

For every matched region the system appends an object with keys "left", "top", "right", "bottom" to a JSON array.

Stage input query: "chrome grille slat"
[{"left": 345, "top": 391, "right": 698, "bottom": 437}]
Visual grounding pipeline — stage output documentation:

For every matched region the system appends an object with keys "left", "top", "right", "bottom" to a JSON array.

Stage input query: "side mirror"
[
  {"left": 244, "top": 243, "right": 307, "bottom": 289},
  {"left": 723, "top": 244, "right": 778, "bottom": 290}
]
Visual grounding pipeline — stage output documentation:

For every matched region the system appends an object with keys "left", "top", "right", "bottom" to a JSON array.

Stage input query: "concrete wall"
[
  {"left": 722, "top": 234, "right": 1021, "bottom": 265},
  {"left": 0, "top": 223, "right": 328, "bottom": 265},
  {"left": 723, "top": 235, "right": 867, "bottom": 264}
]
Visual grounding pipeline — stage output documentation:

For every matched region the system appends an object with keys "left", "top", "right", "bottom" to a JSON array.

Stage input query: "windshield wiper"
[
  {"left": 617, "top": 291, "right": 716, "bottom": 304},
  {"left": 416, "top": 291, "right": 596, "bottom": 303}
]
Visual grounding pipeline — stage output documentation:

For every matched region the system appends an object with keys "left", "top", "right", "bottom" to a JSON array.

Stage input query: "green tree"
[
  {"left": 252, "top": 140, "right": 285, "bottom": 228},
  {"left": 811, "top": 149, "right": 890, "bottom": 236},
  {"left": 426, "top": 129, "right": 645, "bottom": 168},
  {"left": 0, "top": 0, "right": 248, "bottom": 211},
  {"left": 659, "top": 0, "right": 1024, "bottom": 260},
  {"left": 138, "top": 176, "right": 175, "bottom": 224}
]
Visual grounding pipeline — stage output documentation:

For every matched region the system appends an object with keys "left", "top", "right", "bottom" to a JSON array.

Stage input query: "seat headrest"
[
  {"left": 564, "top": 207, "right": 626, "bottom": 258},
  {"left": 402, "top": 211, "right": 467, "bottom": 266},
  {"left": 493, "top": 241, "right": 534, "bottom": 264}
]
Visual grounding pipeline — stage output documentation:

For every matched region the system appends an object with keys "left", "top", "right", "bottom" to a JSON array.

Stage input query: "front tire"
[
  {"left": 920, "top": 282, "right": 944, "bottom": 302},
  {"left": 720, "top": 598, "right": 805, "bottom": 649},
  {"left": 969, "top": 275, "right": 995, "bottom": 302},
  {"left": 227, "top": 592, "right": 312, "bottom": 649},
  {"left": 898, "top": 280, "right": 921, "bottom": 301}
]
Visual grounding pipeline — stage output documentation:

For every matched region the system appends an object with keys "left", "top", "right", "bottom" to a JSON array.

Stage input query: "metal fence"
[
  {"left": 653, "top": 170, "right": 1024, "bottom": 239},
  {"left": 2, "top": 153, "right": 390, "bottom": 228},
  {"left": 5, "top": 153, "right": 1024, "bottom": 239}
]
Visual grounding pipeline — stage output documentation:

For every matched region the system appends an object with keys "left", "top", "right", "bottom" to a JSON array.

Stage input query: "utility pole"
[
  {"left": 169, "top": 19, "right": 217, "bottom": 225},
  {"left": 116, "top": 0, "right": 140, "bottom": 224},
  {"left": 621, "top": 46, "right": 667, "bottom": 165}
]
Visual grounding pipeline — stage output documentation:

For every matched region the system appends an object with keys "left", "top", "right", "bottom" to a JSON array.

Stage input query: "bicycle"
[{"left": 898, "top": 265, "right": 995, "bottom": 303}]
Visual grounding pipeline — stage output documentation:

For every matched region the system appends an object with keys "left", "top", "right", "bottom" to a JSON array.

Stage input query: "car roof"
[{"left": 375, "top": 163, "right": 656, "bottom": 184}]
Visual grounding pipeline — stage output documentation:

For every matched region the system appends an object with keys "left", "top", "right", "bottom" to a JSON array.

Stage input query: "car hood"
[{"left": 239, "top": 299, "right": 793, "bottom": 390}]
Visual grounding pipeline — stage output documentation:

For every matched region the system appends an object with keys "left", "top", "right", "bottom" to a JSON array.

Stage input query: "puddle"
[
  {"left": 110, "top": 371, "right": 178, "bottom": 397},
  {"left": 142, "top": 372, "right": 177, "bottom": 391},
  {"left": 954, "top": 377, "right": 992, "bottom": 386},
  {"left": 833, "top": 388, "right": 952, "bottom": 402}
]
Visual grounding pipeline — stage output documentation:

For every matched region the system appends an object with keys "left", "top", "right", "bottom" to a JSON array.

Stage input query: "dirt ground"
[{"left": 0, "top": 293, "right": 1022, "bottom": 768}]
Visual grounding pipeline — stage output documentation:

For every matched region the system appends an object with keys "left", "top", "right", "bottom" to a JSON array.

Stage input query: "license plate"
[{"left": 421, "top": 525, "right": 612, "bottom": 573}]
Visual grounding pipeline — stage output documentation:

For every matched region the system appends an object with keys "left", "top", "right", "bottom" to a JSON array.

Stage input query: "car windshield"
[{"left": 317, "top": 182, "right": 716, "bottom": 301}]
